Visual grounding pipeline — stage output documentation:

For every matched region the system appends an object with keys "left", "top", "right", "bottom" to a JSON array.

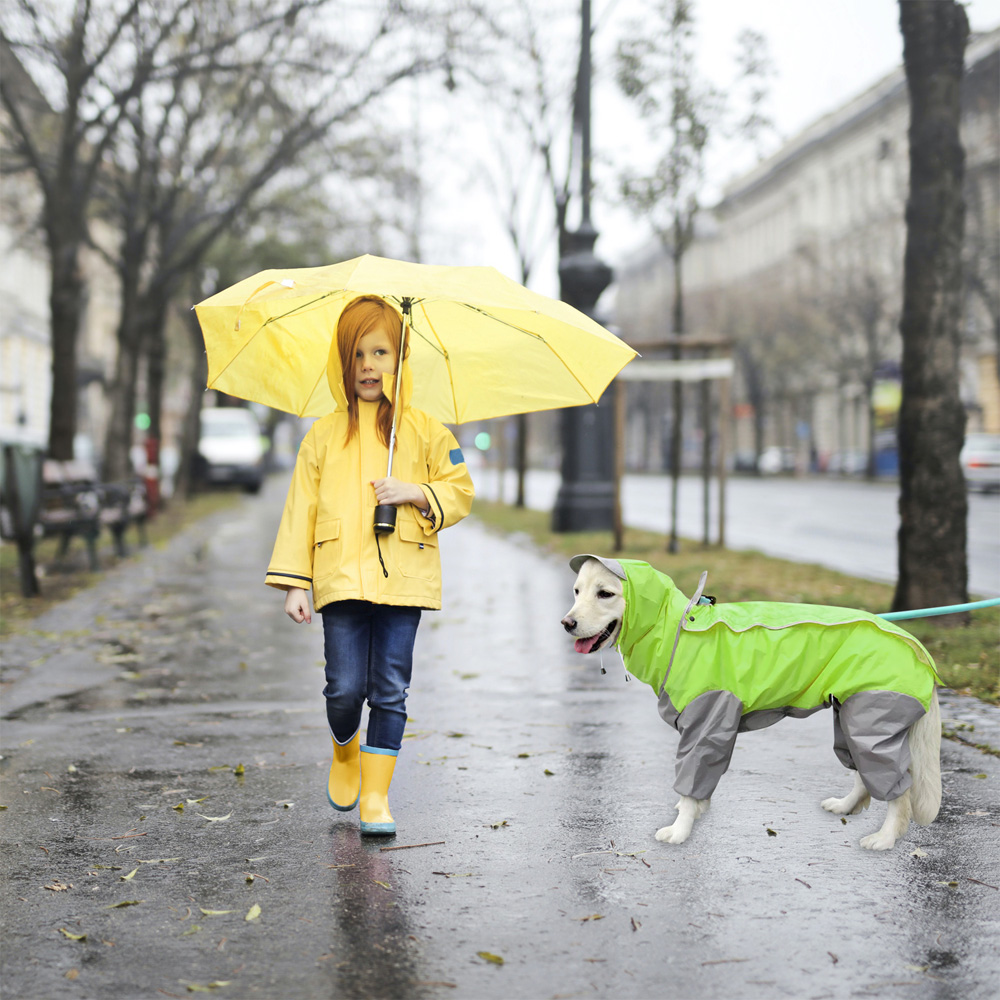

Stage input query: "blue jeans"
[{"left": 321, "top": 601, "right": 421, "bottom": 751}]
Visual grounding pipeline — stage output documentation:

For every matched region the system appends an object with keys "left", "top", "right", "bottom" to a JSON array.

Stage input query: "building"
[{"left": 614, "top": 27, "right": 1000, "bottom": 475}]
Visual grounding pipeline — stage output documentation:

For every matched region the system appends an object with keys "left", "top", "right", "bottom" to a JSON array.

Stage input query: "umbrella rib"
[
  {"left": 208, "top": 290, "right": 342, "bottom": 394},
  {"left": 453, "top": 302, "right": 602, "bottom": 404},
  {"left": 455, "top": 302, "right": 546, "bottom": 341},
  {"left": 300, "top": 363, "right": 330, "bottom": 418},
  {"left": 414, "top": 303, "right": 460, "bottom": 421}
]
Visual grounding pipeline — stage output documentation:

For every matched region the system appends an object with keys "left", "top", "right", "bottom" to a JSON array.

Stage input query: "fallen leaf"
[
  {"left": 245, "top": 904, "right": 261, "bottom": 922},
  {"left": 233, "top": 764, "right": 245, "bottom": 776},
  {"left": 199, "top": 909, "right": 235, "bottom": 916},
  {"left": 477, "top": 951, "right": 504, "bottom": 965},
  {"left": 45, "top": 881, "right": 72, "bottom": 892},
  {"left": 517, "top": 753, "right": 530, "bottom": 759},
  {"left": 576, "top": 914, "right": 605, "bottom": 922},
  {"left": 373, "top": 880, "right": 391, "bottom": 890},
  {"left": 186, "top": 797, "right": 208, "bottom": 805},
  {"left": 544, "top": 769, "right": 555, "bottom": 776},
  {"left": 490, "top": 820, "right": 508, "bottom": 829},
  {"left": 974, "top": 773, "right": 987, "bottom": 779},
  {"left": 58, "top": 928, "right": 87, "bottom": 941},
  {"left": 172, "top": 803, "right": 185, "bottom": 812},
  {"left": 120, "top": 869, "right": 139, "bottom": 882},
  {"left": 196, "top": 812, "right": 232, "bottom": 823},
  {"left": 65, "top": 969, "right": 79, "bottom": 979},
  {"left": 766, "top": 828, "right": 778, "bottom": 837},
  {"left": 180, "top": 924, "right": 202, "bottom": 937},
  {"left": 180, "top": 981, "right": 231, "bottom": 992},
  {"left": 106, "top": 900, "right": 142, "bottom": 908}
]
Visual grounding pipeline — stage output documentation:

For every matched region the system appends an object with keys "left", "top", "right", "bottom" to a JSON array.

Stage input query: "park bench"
[
  {"left": 38, "top": 461, "right": 148, "bottom": 570},
  {"left": 1, "top": 447, "right": 149, "bottom": 593}
]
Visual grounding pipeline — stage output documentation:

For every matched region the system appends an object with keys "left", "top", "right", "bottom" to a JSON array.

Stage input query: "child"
[{"left": 266, "top": 295, "right": 475, "bottom": 834}]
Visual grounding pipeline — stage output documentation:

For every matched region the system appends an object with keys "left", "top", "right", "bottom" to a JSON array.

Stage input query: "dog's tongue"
[{"left": 574, "top": 634, "right": 600, "bottom": 654}]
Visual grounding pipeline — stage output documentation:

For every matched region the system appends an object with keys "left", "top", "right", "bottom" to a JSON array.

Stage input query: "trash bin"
[{"left": 1, "top": 443, "right": 44, "bottom": 597}]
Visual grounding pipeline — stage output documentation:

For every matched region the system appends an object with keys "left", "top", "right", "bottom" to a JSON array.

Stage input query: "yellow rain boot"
[
  {"left": 359, "top": 746, "right": 398, "bottom": 835},
  {"left": 327, "top": 729, "right": 361, "bottom": 812}
]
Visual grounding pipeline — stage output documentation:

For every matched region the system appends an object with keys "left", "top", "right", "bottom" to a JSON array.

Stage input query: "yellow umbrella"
[{"left": 194, "top": 254, "right": 636, "bottom": 423}]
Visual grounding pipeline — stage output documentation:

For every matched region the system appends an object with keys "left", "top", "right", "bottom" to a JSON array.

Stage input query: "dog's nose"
[{"left": 561, "top": 616, "right": 576, "bottom": 633}]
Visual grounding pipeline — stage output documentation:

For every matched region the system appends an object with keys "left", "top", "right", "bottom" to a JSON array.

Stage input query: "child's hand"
[
  {"left": 371, "top": 477, "right": 428, "bottom": 508},
  {"left": 284, "top": 587, "right": 312, "bottom": 624}
]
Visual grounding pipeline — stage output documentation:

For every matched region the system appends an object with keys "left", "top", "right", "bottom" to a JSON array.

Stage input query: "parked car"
[
  {"left": 196, "top": 407, "right": 266, "bottom": 493},
  {"left": 960, "top": 432, "right": 1000, "bottom": 493},
  {"left": 757, "top": 446, "right": 796, "bottom": 475}
]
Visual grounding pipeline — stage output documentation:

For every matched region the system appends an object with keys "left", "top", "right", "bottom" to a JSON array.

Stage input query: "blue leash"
[{"left": 878, "top": 597, "right": 1000, "bottom": 621}]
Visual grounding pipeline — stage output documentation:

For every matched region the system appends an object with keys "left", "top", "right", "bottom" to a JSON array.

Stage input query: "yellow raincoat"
[{"left": 265, "top": 352, "right": 474, "bottom": 611}]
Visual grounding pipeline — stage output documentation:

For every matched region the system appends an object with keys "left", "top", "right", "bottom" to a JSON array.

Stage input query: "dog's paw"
[
  {"left": 859, "top": 830, "right": 896, "bottom": 851},
  {"left": 655, "top": 823, "right": 691, "bottom": 845},
  {"left": 822, "top": 794, "right": 870, "bottom": 815}
]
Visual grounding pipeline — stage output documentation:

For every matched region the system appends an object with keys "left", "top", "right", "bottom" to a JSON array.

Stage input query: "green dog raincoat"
[{"left": 571, "top": 556, "right": 940, "bottom": 803}]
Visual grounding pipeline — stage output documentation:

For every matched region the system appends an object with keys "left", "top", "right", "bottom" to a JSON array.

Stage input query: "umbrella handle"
[{"left": 373, "top": 300, "right": 411, "bottom": 536}]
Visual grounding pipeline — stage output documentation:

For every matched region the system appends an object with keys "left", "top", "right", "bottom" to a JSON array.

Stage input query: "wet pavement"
[{"left": 2, "top": 476, "right": 999, "bottom": 999}]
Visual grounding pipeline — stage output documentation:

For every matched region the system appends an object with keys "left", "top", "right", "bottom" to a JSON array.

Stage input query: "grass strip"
[{"left": 470, "top": 499, "right": 1000, "bottom": 705}]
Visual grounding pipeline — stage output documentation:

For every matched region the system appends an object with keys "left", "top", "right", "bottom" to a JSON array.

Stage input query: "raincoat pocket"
[
  {"left": 313, "top": 518, "right": 342, "bottom": 585},
  {"left": 396, "top": 519, "right": 438, "bottom": 583}
]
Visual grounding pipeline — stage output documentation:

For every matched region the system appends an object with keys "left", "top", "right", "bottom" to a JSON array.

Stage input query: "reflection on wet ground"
[{"left": 2, "top": 478, "right": 998, "bottom": 999}]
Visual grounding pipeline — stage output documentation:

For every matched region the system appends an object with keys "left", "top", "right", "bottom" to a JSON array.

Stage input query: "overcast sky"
[{"left": 412, "top": 0, "right": 1000, "bottom": 296}]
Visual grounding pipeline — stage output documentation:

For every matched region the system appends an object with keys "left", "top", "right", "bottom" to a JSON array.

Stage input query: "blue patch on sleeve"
[{"left": 449, "top": 447, "right": 465, "bottom": 466}]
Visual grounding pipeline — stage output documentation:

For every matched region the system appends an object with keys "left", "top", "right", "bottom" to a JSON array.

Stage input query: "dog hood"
[{"left": 613, "top": 561, "right": 939, "bottom": 714}]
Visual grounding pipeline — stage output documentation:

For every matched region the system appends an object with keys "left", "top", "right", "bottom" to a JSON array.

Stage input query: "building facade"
[{"left": 614, "top": 27, "right": 1000, "bottom": 475}]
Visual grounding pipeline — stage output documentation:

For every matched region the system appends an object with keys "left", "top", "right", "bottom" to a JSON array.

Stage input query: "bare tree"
[
  {"left": 462, "top": 0, "right": 579, "bottom": 506},
  {"left": 95, "top": 2, "right": 446, "bottom": 480},
  {"left": 0, "top": 0, "right": 200, "bottom": 459},
  {"left": 615, "top": 2, "right": 771, "bottom": 549},
  {"left": 893, "top": 0, "right": 969, "bottom": 616}
]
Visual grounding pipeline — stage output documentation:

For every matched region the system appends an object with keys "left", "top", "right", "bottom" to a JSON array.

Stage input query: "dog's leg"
[
  {"left": 860, "top": 789, "right": 912, "bottom": 851},
  {"left": 655, "top": 795, "right": 710, "bottom": 845},
  {"left": 821, "top": 771, "right": 871, "bottom": 816}
]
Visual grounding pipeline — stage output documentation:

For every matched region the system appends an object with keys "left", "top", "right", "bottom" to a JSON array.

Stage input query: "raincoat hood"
[
  {"left": 325, "top": 326, "right": 414, "bottom": 413},
  {"left": 615, "top": 560, "right": 693, "bottom": 689}
]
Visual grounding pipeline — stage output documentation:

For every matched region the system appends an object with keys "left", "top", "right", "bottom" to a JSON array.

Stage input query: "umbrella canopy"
[{"left": 194, "top": 254, "right": 636, "bottom": 424}]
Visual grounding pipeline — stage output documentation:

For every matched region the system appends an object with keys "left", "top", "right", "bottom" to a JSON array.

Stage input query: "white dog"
[{"left": 562, "top": 554, "right": 942, "bottom": 850}]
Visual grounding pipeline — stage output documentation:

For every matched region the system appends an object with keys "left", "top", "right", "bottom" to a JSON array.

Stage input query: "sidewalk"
[{"left": 2, "top": 479, "right": 998, "bottom": 999}]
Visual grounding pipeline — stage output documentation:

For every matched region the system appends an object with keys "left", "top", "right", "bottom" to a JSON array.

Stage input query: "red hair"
[{"left": 336, "top": 295, "right": 406, "bottom": 448}]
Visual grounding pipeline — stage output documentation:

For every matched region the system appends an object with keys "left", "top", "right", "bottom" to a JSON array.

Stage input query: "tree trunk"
[
  {"left": 143, "top": 291, "right": 169, "bottom": 442},
  {"left": 515, "top": 412, "right": 527, "bottom": 508},
  {"left": 668, "top": 222, "right": 684, "bottom": 553},
  {"left": 103, "top": 258, "right": 144, "bottom": 482},
  {"left": 174, "top": 309, "right": 209, "bottom": 500},
  {"left": 864, "top": 372, "right": 878, "bottom": 480},
  {"left": 893, "top": 0, "right": 970, "bottom": 616},
  {"left": 45, "top": 226, "right": 85, "bottom": 461}
]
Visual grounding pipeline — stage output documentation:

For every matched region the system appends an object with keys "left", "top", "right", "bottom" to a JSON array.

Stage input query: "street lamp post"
[{"left": 551, "top": 0, "right": 615, "bottom": 533}]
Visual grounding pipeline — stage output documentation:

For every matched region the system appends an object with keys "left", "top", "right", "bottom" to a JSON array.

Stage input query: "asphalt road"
[
  {"left": 476, "top": 467, "right": 1000, "bottom": 598},
  {"left": 1, "top": 478, "right": 998, "bottom": 1000}
]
